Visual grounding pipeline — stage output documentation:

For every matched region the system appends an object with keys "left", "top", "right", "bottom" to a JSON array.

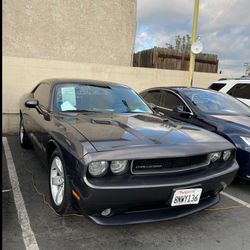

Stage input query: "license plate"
[{"left": 171, "top": 188, "right": 202, "bottom": 206}]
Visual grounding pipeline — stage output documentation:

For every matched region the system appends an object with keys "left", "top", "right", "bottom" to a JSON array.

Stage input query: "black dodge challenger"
[{"left": 19, "top": 78, "right": 238, "bottom": 225}]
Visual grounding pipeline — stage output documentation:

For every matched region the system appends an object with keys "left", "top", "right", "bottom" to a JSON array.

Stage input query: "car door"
[
  {"left": 28, "top": 83, "right": 51, "bottom": 161},
  {"left": 159, "top": 91, "right": 218, "bottom": 131},
  {"left": 227, "top": 83, "right": 250, "bottom": 106}
]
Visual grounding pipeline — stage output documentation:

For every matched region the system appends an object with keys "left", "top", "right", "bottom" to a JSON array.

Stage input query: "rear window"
[
  {"left": 208, "top": 83, "right": 226, "bottom": 91},
  {"left": 227, "top": 84, "right": 250, "bottom": 99}
]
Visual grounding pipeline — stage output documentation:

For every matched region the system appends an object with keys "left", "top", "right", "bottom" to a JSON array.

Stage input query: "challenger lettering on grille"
[
  {"left": 135, "top": 165, "right": 163, "bottom": 169},
  {"left": 131, "top": 155, "right": 209, "bottom": 174}
]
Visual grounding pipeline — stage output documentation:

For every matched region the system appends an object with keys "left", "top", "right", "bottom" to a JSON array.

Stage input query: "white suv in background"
[{"left": 209, "top": 77, "right": 250, "bottom": 106}]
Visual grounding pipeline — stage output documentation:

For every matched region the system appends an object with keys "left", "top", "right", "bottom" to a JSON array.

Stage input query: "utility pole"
[
  {"left": 188, "top": 0, "right": 200, "bottom": 88},
  {"left": 244, "top": 63, "right": 250, "bottom": 76}
]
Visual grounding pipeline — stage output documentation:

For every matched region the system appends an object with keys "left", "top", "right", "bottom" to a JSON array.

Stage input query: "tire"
[
  {"left": 49, "top": 149, "right": 72, "bottom": 215},
  {"left": 19, "top": 116, "right": 32, "bottom": 148}
]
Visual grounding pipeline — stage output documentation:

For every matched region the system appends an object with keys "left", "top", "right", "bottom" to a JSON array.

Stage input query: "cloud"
[
  {"left": 136, "top": 0, "right": 250, "bottom": 76},
  {"left": 136, "top": 30, "right": 150, "bottom": 50}
]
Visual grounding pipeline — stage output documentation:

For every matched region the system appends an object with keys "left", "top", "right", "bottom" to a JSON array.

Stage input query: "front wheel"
[{"left": 49, "top": 149, "right": 72, "bottom": 215}]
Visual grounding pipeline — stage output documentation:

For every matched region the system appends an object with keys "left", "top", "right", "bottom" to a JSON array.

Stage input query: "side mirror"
[
  {"left": 172, "top": 105, "right": 184, "bottom": 113},
  {"left": 148, "top": 103, "right": 157, "bottom": 110},
  {"left": 25, "top": 99, "right": 39, "bottom": 108}
]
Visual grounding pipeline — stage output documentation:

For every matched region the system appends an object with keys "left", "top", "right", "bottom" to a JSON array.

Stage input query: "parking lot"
[{"left": 2, "top": 135, "right": 250, "bottom": 250}]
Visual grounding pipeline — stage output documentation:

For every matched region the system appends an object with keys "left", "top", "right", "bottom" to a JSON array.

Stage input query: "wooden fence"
[{"left": 133, "top": 47, "right": 219, "bottom": 73}]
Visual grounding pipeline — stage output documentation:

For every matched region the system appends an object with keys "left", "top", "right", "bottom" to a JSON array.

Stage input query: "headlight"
[
  {"left": 223, "top": 150, "right": 231, "bottom": 161},
  {"left": 240, "top": 136, "right": 250, "bottom": 146},
  {"left": 110, "top": 160, "right": 128, "bottom": 175},
  {"left": 209, "top": 152, "right": 222, "bottom": 162},
  {"left": 88, "top": 161, "right": 109, "bottom": 177}
]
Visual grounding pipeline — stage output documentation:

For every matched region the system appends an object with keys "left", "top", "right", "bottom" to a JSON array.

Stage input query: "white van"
[{"left": 209, "top": 77, "right": 250, "bottom": 106}]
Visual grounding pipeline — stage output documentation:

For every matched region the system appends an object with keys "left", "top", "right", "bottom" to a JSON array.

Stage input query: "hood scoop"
[{"left": 91, "top": 119, "right": 118, "bottom": 126}]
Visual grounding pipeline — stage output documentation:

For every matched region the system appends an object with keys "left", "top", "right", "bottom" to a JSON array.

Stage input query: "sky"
[{"left": 135, "top": 0, "right": 250, "bottom": 76}]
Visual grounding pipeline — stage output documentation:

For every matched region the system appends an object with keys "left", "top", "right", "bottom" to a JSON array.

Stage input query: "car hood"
[
  {"left": 61, "top": 112, "right": 232, "bottom": 152},
  {"left": 209, "top": 115, "right": 250, "bottom": 135}
]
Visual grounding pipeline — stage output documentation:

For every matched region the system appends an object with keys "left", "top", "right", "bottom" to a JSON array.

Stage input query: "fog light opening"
[{"left": 101, "top": 208, "right": 112, "bottom": 217}]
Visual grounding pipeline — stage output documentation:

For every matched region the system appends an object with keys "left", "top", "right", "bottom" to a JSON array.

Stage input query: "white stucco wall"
[{"left": 3, "top": 56, "right": 222, "bottom": 133}]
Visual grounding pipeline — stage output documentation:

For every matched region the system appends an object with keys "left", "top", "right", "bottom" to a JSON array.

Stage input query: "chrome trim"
[
  {"left": 82, "top": 161, "right": 238, "bottom": 190},
  {"left": 130, "top": 156, "right": 210, "bottom": 175},
  {"left": 158, "top": 105, "right": 192, "bottom": 115},
  {"left": 157, "top": 106, "right": 172, "bottom": 112}
]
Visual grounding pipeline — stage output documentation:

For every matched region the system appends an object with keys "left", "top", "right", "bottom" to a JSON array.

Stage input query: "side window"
[
  {"left": 209, "top": 83, "right": 226, "bottom": 91},
  {"left": 227, "top": 85, "right": 237, "bottom": 96},
  {"left": 140, "top": 92, "right": 146, "bottom": 98},
  {"left": 228, "top": 84, "right": 250, "bottom": 99},
  {"left": 143, "top": 90, "right": 161, "bottom": 106},
  {"left": 161, "top": 91, "right": 189, "bottom": 112},
  {"left": 33, "top": 83, "right": 50, "bottom": 109}
]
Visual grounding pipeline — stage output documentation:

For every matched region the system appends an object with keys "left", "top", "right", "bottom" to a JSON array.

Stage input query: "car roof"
[
  {"left": 217, "top": 76, "right": 250, "bottom": 81},
  {"left": 212, "top": 79, "right": 250, "bottom": 85},
  {"left": 140, "top": 86, "right": 208, "bottom": 93},
  {"left": 39, "top": 78, "right": 130, "bottom": 89}
]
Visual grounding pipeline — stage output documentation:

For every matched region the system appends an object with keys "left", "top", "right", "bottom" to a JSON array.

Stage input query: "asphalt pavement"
[{"left": 2, "top": 136, "right": 250, "bottom": 250}]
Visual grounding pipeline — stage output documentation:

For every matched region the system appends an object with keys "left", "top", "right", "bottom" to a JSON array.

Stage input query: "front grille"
[{"left": 131, "top": 155, "right": 209, "bottom": 175}]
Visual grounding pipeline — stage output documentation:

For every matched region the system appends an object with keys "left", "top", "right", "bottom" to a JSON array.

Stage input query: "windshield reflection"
[
  {"left": 183, "top": 89, "right": 250, "bottom": 115},
  {"left": 54, "top": 83, "right": 153, "bottom": 114}
]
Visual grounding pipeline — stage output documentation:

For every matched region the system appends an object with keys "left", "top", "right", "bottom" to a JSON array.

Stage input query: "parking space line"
[
  {"left": 221, "top": 191, "right": 250, "bottom": 209},
  {"left": 2, "top": 137, "right": 40, "bottom": 250}
]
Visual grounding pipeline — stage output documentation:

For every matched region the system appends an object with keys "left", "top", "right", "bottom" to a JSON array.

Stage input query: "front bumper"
[
  {"left": 72, "top": 160, "right": 238, "bottom": 225},
  {"left": 89, "top": 195, "right": 219, "bottom": 225}
]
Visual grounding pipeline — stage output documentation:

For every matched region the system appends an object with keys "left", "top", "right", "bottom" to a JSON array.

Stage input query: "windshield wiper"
[
  {"left": 122, "top": 99, "right": 132, "bottom": 112},
  {"left": 60, "top": 109, "right": 99, "bottom": 113}
]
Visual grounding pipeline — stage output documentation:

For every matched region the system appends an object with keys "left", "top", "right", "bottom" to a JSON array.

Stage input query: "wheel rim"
[
  {"left": 20, "top": 123, "right": 24, "bottom": 144},
  {"left": 50, "top": 156, "right": 65, "bottom": 206}
]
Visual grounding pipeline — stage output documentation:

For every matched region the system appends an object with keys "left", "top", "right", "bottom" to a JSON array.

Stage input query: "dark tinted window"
[
  {"left": 209, "top": 83, "right": 226, "bottom": 91},
  {"left": 227, "top": 84, "right": 250, "bottom": 99},
  {"left": 33, "top": 83, "right": 50, "bottom": 109},
  {"left": 143, "top": 90, "right": 161, "bottom": 106},
  {"left": 161, "top": 91, "right": 186, "bottom": 110}
]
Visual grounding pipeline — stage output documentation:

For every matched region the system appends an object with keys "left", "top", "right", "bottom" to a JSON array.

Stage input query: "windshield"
[
  {"left": 53, "top": 83, "right": 153, "bottom": 114},
  {"left": 183, "top": 89, "right": 250, "bottom": 115}
]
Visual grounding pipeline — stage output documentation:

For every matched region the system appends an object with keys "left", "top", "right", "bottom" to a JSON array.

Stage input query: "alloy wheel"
[
  {"left": 50, "top": 156, "right": 65, "bottom": 206},
  {"left": 20, "top": 123, "right": 24, "bottom": 144}
]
